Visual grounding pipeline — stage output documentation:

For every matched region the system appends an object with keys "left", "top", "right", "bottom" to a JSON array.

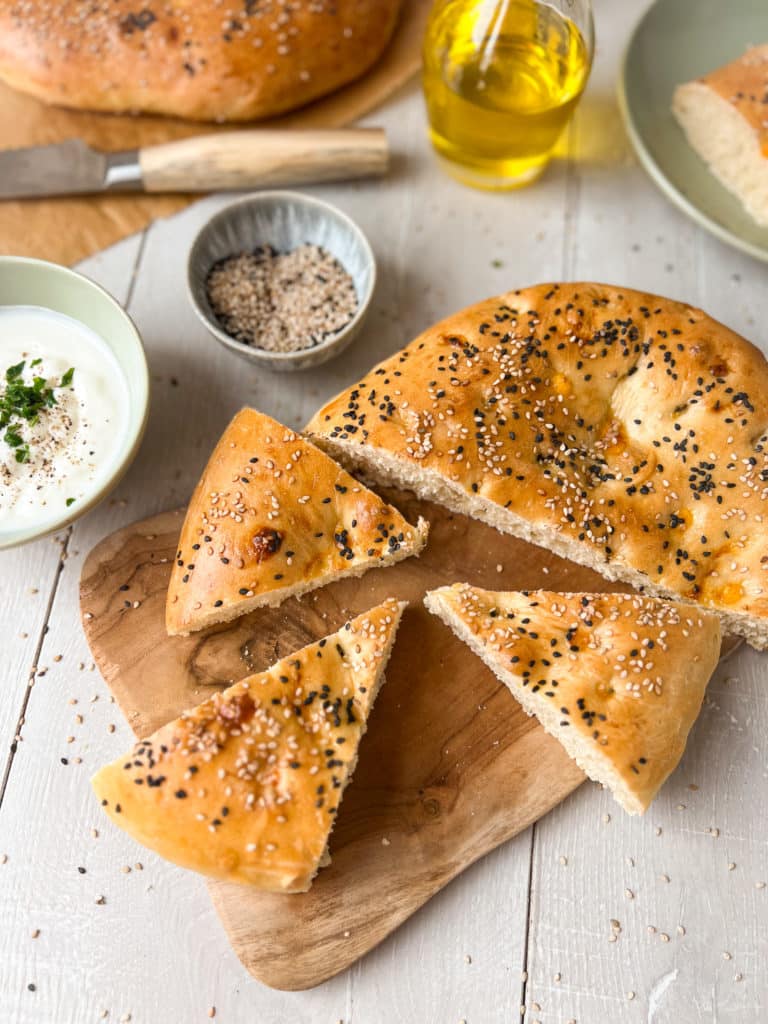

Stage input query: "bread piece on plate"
[
  {"left": 672, "top": 45, "right": 768, "bottom": 226},
  {"left": 0, "top": 1, "right": 403, "bottom": 122},
  {"left": 305, "top": 282, "right": 768, "bottom": 649},
  {"left": 425, "top": 584, "right": 720, "bottom": 814},
  {"left": 166, "top": 408, "right": 427, "bottom": 636},
  {"left": 92, "top": 598, "right": 405, "bottom": 892}
]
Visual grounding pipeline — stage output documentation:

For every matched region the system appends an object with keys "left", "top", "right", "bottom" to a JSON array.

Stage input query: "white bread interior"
[
  {"left": 673, "top": 80, "right": 768, "bottom": 227},
  {"left": 312, "top": 435, "right": 768, "bottom": 651}
]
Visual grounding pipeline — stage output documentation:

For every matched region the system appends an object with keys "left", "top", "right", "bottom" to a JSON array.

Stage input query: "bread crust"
[
  {"left": 0, "top": 0, "right": 402, "bottom": 121},
  {"left": 425, "top": 584, "right": 721, "bottom": 814},
  {"left": 166, "top": 407, "right": 427, "bottom": 635},
  {"left": 306, "top": 282, "right": 768, "bottom": 646},
  {"left": 92, "top": 598, "right": 405, "bottom": 891}
]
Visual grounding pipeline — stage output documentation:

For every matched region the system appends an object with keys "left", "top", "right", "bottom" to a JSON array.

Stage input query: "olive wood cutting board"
[{"left": 80, "top": 487, "right": 737, "bottom": 990}]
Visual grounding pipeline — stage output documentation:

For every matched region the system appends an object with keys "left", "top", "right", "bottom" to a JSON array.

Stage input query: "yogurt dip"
[{"left": 0, "top": 305, "right": 129, "bottom": 531}]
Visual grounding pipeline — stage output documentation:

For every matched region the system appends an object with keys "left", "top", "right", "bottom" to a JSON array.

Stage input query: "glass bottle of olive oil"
[{"left": 423, "top": 0, "right": 594, "bottom": 189}]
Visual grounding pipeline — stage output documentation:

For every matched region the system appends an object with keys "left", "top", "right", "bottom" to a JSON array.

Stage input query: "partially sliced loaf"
[
  {"left": 93, "top": 598, "right": 405, "bottom": 892},
  {"left": 166, "top": 408, "right": 427, "bottom": 635},
  {"left": 673, "top": 45, "right": 768, "bottom": 227},
  {"left": 305, "top": 283, "right": 768, "bottom": 649},
  {"left": 425, "top": 584, "right": 721, "bottom": 814}
]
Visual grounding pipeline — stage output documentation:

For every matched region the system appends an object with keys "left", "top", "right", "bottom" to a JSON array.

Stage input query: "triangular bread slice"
[
  {"left": 425, "top": 584, "right": 721, "bottom": 814},
  {"left": 92, "top": 598, "right": 405, "bottom": 892},
  {"left": 166, "top": 408, "right": 427, "bottom": 635}
]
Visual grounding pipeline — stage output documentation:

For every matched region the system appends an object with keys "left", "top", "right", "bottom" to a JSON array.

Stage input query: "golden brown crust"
[
  {"left": 166, "top": 408, "right": 427, "bottom": 635},
  {"left": 695, "top": 44, "right": 768, "bottom": 151},
  {"left": 425, "top": 584, "right": 721, "bottom": 813},
  {"left": 306, "top": 283, "right": 768, "bottom": 641},
  {"left": 92, "top": 598, "right": 405, "bottom": 891},
  {"left": 0, "top": 0, "right": 402, "bottom": 121}
]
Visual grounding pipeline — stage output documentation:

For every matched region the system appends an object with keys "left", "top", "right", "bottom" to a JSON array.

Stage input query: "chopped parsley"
[
  {"left": 66, "top": 498, "right": 76, "bottom": 507},
  {"left": 0, "top": 361, "right": 76, "bottom": 464}
]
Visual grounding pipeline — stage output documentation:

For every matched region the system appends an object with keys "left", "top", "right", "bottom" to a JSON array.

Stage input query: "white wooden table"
[{"left": 1, "top": 2, "right": 766, "bottom": 1021}]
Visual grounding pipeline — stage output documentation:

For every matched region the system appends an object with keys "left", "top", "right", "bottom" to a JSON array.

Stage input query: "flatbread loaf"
[
  {"left": 425, "top": 584, "right": 721, "bottom": 814},
  {"left": 92, "top": 598, "right": 405, "bottom": 891},
  {"left": 166, "top": 408, "right": 427, "bottom": 635},
  {"left": 306, "top": 282, "right": 768, "bottom": 649},
  {"left": 0, "top": 0, "right": 402, "bottom": 121}
]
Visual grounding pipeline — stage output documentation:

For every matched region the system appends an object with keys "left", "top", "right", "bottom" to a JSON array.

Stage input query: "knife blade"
[
  {"left": 0, "top": 129, "right": 389, "bottom": 200},
  {"left": 0, "top": 139, "right": 140, "bottom": 199}
]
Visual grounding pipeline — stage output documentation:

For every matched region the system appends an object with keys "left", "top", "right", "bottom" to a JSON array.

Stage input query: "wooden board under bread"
[{"left": 79, "top": 488, "right": 738, "bottom": 990}]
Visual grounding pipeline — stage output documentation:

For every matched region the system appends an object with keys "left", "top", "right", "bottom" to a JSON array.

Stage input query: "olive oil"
[{"left": 423, "top": 0, "right": 592, "bottom": 188}]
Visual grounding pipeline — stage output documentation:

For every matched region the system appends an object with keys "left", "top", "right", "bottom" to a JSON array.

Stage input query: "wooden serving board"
[{"left": 79, "top": 488, "right": 736, "bottom": 990}]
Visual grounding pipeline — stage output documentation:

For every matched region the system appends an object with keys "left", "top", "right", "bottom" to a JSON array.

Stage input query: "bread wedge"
[
  {"left": 166, "top": 408, "right": 427, "bottom": 635},
  {"left": 425, "top": 584, "right": 721, "bottom": 814},
  {"left": 92, "top": 598, "right": 405, "bottom": 892},
  {"left": 673, "top": 45, "right": 768, "bottom": 227},
  {"left": 306, "top": 282, "right": 768, "bottom": 649}
]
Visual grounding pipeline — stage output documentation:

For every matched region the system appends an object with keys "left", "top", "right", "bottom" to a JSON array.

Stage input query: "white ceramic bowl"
[
  {"left": 0, "top": 256, "right": 149, "bottom": 549},
  {"left": 187, "top": 191, "right": 376, "bottom": 372}
]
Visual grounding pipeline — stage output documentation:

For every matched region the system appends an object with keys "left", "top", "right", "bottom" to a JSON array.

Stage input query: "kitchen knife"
[{"left": 0, "top": 129, "right": 389, "bottom": 199}]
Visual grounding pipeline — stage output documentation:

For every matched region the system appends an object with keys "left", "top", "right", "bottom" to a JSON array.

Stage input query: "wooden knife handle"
[{"left": 138, "top": 129, "right": 389, "bottom": 193}]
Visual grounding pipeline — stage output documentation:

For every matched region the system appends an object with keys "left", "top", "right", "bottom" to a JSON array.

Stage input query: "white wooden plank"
[
  {"left": 0, "top": 535, "right": 66, "bottom": 780},
  {"left": 523, "top": 2, "right": 768, "bottom": 1021},
  {"left": 0, "top": 221, "right": 353, "bottom": 1022},
  {"left": 350, "top": 75, "right": 576, "bottom": 1024}
]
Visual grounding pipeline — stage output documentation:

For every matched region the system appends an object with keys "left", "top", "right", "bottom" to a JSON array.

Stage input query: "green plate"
[{"left": 618, "top": 0, "right": 768, "bottom": 262}]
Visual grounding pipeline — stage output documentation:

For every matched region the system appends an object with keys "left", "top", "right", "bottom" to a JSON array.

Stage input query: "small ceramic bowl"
[
  {"left": 187, "top": 191, "right": 376, "bottom": 372},
  {"left": 0, "top": 256, "right": 149, "bottom": 550}
]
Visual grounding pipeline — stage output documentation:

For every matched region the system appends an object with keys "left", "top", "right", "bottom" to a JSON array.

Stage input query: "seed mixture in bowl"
[{"left": 205, "top": 244, "right": 359, "bottom": 353}]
